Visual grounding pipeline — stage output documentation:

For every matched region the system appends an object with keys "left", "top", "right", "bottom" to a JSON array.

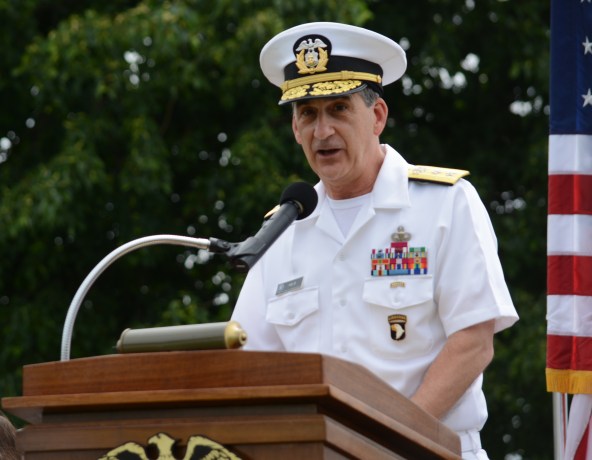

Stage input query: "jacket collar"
[
  {"left": 371, "top": 144, "right": 411, "bottom": 209},
  {"left": 308, "top": 144, "right": 411, "bottom": 220}
]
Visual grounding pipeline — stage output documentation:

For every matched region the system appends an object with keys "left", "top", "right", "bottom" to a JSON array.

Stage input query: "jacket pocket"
[
  {"left": 265, "top": 287, "right": 320, "bottom": 351},
  {"left": 362, "top": 276, "right": 440, "bottom": 360}
]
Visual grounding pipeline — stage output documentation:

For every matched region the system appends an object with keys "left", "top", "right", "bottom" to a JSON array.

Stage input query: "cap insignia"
[{"left": 294, "top": 36, "right": 330, "bottom": 75}]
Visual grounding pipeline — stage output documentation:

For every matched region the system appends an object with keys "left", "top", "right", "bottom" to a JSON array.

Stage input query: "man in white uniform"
[{"left": 231, "top": 22, "right": 518, "bottom": 459}]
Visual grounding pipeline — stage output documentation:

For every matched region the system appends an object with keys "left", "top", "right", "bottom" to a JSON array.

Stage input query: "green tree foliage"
[{"left": 0, "top": 1, "right": 550, "bottom": 458}]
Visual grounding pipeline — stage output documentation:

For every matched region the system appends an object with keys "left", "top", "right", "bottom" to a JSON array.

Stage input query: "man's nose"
[{"left": 313, "top": 114, "right": 334, "bottom": 139}]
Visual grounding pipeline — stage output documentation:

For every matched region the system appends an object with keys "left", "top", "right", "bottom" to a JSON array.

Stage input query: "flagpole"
[{"left": 553, "top": 392, "right": 568, "bottom": 460}]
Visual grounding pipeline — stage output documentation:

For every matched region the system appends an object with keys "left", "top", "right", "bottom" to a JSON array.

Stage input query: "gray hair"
[{"left": 358, "top": 86, "right": 380, "bottom": 107}]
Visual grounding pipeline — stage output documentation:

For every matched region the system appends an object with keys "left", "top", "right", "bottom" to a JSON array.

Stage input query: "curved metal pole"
[{"left": 60, "top": 235, "right": 211, "bottom": 361}]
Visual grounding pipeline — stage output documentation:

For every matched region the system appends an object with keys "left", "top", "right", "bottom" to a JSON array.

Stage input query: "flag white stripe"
[
  {"left": 547, "top": 215, "right": 592, "bottom": 256},
  {"left": 549, "top": 135, "right": 592, "bottom": 174},
  {"left": 547, "top": 295, "right": 592, "bottom": 336},
  {"left": 564, "top": 394, "right": 592, "bottom": 460}
]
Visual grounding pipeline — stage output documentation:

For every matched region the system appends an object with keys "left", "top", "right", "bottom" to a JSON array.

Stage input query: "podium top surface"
[
  {"left": 1, "top": 350, "right": 461, "bottom": 457},
  {"left": 22, "top": 350, "right": 363, "bottom": 395}
]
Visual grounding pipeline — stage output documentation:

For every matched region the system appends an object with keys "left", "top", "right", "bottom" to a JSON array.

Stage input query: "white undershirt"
[{"left": 326, "top": 193, "right": 371, "bottom": 237}]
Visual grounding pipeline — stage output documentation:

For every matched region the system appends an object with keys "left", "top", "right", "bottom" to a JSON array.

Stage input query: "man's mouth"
[{"left": 317, "top": 147, "right": 341, "bottom": 156}]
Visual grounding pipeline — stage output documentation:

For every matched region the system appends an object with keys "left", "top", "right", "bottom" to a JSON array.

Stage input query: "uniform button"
[
  {"left": 286, "top": 312, "right": 296, "bottom": 321},
  {"left": 340, "top": 299, "right": 347, "bottom": 308},
  {"left": 338, "top": 253, "right": 346, "bottom": 261},
  {"left": 340, "top": 344, "right": 348, "bottom": 353}
]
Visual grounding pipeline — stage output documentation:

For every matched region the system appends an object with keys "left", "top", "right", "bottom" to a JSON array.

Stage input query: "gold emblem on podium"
[{"left": 98, "top": 432, "right": 241, "bottom": 460}]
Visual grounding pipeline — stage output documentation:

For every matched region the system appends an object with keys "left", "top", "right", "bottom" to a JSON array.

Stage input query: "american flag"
[{"left": 547, "top": 1, "right": 592, "bottom": 458}]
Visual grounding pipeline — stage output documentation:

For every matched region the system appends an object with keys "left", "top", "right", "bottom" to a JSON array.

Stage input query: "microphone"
[{"left": 222, "top": 182, "right": 318, "bottom": 271}]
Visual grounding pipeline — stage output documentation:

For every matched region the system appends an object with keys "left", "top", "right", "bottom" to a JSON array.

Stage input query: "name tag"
[{"left": 275, "top": 277, "right": 304, "bottom": 295}]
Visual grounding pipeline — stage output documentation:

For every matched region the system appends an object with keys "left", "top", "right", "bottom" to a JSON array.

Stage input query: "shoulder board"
[
  {"left": 264, "top": 204, "right": 280, "bottom": 219},
  {"left": 408, "top": 165, "right": 470, "bottom": 185}
]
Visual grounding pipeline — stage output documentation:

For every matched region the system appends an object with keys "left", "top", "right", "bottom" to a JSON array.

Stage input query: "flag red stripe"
[
  {"left": 547, "top": 335, "right": 592, "bottom": 371},
  {"left": 575, "top": 420, "right": 590, "bottom": 460},
  {"left": 549, "top": 175, "right": 592, "bottom": 215},
  {"left": 547, "top": 256, "right": 592, "bottom": 296}
]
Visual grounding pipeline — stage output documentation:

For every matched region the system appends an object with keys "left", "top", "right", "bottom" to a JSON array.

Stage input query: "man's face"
[{"left": 292, "top": 92, "right": 387, "bottom": 198}]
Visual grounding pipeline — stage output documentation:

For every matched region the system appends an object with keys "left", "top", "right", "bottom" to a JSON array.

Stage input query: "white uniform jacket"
[{"left": 231, "top": 144, "right": 518, "bottom": 433}]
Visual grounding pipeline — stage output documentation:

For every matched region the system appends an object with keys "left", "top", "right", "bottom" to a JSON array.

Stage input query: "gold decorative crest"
[
  {"left": 98, "top": 432, "right": 241, "bottom": 460},
  {"left": 309, "top": 80, "right": 362, "bottom": 96},
  {"left": 281, "top": 85, "right": 311, "bottom": 101},
  {"left": 295, "top": 38, "right": 329, "bottom": 74}
]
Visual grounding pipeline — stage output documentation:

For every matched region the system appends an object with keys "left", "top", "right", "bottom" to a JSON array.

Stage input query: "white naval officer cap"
[{"left": 260, "top": 22, "right": 407, "bottom": 105}]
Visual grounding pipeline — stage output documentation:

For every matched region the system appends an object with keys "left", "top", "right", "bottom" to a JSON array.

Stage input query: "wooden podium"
[{"left": 1, "top": 350, "right": 461, "bottom": 459}]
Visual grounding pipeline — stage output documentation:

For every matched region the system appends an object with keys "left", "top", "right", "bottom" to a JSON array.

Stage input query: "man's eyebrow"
[
  {"left": 329, "top": 95, "right": 352, "bottom": 102},
  {"left": 294, "top": 95, "right": 352, "bottom": 109}
]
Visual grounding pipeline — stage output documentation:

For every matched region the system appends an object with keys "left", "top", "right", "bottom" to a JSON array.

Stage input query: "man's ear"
[
  {"left": 373, "top": 97, "right": 388, "bottom": 136},
  {"left": 292, "top": 114, "right": 303, "bottom": 144}
]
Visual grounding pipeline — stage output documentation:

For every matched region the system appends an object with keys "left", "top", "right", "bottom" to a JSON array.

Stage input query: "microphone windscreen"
[{"left": 280, "top": 182, "right": 318, "bottom": 220}]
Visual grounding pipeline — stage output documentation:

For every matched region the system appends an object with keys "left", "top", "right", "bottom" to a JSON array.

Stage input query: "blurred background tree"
[{"left": 0, "top": 1, "right": 550, "bottom": 458}]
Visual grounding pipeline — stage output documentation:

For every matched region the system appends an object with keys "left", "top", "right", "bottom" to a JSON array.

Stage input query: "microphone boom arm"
[
  {"left": 60, "top": 234, "right": 216, "bottom": 361},
  {"left": 60, "top": 183, "right": 317, "bottom": 361},
  {"left": 59, "top": 233, "right": 280, "bottom": 361}
]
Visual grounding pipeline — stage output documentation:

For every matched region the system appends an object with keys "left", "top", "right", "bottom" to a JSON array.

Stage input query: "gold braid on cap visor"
[{"left": 280, "top": 71, "right": 382, "bottom": 100}]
